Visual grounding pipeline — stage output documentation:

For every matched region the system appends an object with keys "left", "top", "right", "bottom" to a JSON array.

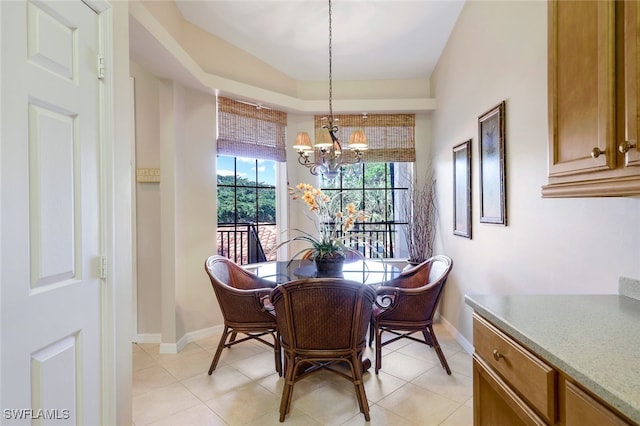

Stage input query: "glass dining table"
[
  {"left": 244, "top": 258, "right": 403, "bottom": 286},
  {"left": 245, "top": 258, "right": 404, "bottom": 374}
]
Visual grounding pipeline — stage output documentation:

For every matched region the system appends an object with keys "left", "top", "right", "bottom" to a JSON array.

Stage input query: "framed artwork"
[
  {"left": 453, "top": 139, "right": 472, "bottom": 238},
  {"left": 478, "top": 101, "right": 506, "bottom": 225}
]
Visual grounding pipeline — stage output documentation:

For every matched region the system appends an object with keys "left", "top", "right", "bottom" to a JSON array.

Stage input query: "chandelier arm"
[
  {"left": 297, "top": 154, "right": 311, "bottom": 166},
  {"left": 308, "top": 164, "right": 323, "bottom": 176}
]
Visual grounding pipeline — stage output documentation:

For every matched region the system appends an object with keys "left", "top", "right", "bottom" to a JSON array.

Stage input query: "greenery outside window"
[
  {"left": 216, "top": 155, "right": 278, "bottom": 264},
  {"left": 321, "top": 162, "right": 411, "bottom": 259}
]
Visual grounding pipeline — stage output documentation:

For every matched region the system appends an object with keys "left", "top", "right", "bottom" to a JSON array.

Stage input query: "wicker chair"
[
  {"left": 271, "top": 279, "right": 375, "bottom": 422},
  {"left": 370, "top": 255, "right": 453, "bottom": 375},
  {"left": 204, "top": 255, "right": 282, "bottom": 376}
]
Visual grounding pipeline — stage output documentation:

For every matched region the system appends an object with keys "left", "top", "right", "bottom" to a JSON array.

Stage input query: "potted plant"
[{"left": 273, "top": 183, "right": 375, "bottom": 275}]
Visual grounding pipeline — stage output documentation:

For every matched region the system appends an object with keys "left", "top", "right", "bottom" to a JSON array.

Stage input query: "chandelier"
[{"left": 293, "top": 0, "right": 368, "bottom": 180}]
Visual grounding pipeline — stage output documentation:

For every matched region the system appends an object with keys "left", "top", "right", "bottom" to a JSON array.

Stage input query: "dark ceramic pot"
[{"left": 314, "top": 254, "right": 345, "bottom": 277}]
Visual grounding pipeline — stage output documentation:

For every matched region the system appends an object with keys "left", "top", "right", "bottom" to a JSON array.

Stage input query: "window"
[
  {"left": 216, "top": 155, "right": 278, "bottom": 264},
  {"left": 315, "top": 113, "right": 416, "bottom": 259},
  {"left": 216, "top": 98, "right": 286, "bottom": 264},
  {"left": 321, "top": 162, "right": 412, "bottom": 259}
]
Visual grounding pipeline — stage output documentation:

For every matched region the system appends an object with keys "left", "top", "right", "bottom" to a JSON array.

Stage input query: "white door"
[{"left": 1, "top": 1, "right": 103, "bottom": 424}]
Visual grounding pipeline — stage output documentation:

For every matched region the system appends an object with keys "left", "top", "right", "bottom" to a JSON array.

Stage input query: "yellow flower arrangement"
[{"left": 274, "top": 183, "right": 372, "bottom": 261}]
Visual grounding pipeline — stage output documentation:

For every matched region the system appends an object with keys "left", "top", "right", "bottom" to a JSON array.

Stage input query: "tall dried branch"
[{"left": 400, "top": 173, "right": 437, "bottom": 263}]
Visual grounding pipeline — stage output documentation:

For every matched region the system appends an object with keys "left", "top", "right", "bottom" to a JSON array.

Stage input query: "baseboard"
[
  {"left": 185, "top": 325, "right": 223, "bottom": 342},
  {"left": 439, "top": 315, "right": 474, "bottom": 355},
  {"left": 133, "top": 333, "right": 162, "bottom": 344},
  {"left": 138, "top": 318, "right": 475, "bottom": 356},
  {"left": 158, "top": 325, "right": 224, "bottom": 354}
]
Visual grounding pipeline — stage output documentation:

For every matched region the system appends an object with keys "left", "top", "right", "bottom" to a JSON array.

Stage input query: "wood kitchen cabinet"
[
  {"left": 543, "top": 0, "right": 640, "bottom": 197},
  {"left": 563, "top": 379, "right": 630, "bottom": 426},
  {"left": 473, "top": 314, "right": 555, "bottom": 425},
  {"left": 472, "top": 313, "right": 634, "bottom": 425}
]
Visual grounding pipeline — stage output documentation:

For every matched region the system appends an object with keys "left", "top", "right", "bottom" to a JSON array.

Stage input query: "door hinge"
[
  {"left": 100, "top": 255, "right": 108, "bottom": 280},
  {"left": 97, "top": 55, "right": 105, "bottom": 79}
]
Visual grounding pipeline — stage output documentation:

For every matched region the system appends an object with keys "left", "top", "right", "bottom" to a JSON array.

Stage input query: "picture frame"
[
  {"left": 478, "top": 101, "right": 506, "bottom": 225},
  {"left": 453, "top": 139, "right": 472, "bottom": 238}
]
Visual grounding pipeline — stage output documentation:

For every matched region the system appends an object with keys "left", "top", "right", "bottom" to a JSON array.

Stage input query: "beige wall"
[
  {"left": 139, "top": 0, "right": 183, "bottom": 43},
  {"left": 431, "top": 1, "right": 640, "bottom": 343},
  {"left": 183, "top": 22, "right": 297, "bottom": 98},
  {"left": 132, "top": 63, "right": 222, "bottom": 343},
  {"left": 131, "top": 62, "right": 161, "bottom": 334},
  {"left": 177, "top": 87, "right": 218, "bottom": 334}
]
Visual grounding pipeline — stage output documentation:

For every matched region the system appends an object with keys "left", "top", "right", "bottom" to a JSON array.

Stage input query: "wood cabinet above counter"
[
  {"left": 544, "top": 0, "right": 640, "bottom": 197},
  {"left": 465, "top": 294, "right": 640, "bottom": 425}
]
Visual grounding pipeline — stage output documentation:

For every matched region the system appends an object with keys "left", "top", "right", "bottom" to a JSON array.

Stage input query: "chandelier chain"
[
  {"left": 328, "top": 0, "right": 333, "bottom": 121},
  {"left": 293, "top": 0, "right": 367, "bottom": 180}
]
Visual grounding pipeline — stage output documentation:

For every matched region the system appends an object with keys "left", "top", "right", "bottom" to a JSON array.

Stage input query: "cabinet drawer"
[
  {"left": 564, "top": 379, "right": 631, "bottom": 426},
  {"left": 473, "top": 314, "right": 556, "bottom": 423}
]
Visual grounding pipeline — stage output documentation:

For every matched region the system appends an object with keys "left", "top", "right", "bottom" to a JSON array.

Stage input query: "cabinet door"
[
  {"left": 564, "top": 380, "right": 631, "bottom": 426},
  {"left": 548, "top": 0, "right": 616, "bottom": 177},
  {"left": 473, "top": 356, "right": 546, "bottom": 426},
  {"left": 624, "top": 0, "right": 640, "bottom": 167}
]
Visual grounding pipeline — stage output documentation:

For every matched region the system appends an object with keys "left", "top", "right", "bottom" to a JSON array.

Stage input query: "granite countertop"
[{"left": 464, "top": 294, "right": 640, "bottom": 424}]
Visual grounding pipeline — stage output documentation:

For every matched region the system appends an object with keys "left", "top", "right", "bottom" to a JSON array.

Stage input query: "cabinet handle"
[
  {"left": 590, "top": 147, "right": 605, "bottom": 159},
  {"left": 618, "top": 141, "right": 637, "bottom": 154},
  {"left": 492, "top": 349, "right": 504, "bottom": 361}
]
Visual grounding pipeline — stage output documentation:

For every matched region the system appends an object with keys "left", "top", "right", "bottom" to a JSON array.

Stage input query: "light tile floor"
[{"left": 132, "top": 324, "right": 473, "bottom": 425}]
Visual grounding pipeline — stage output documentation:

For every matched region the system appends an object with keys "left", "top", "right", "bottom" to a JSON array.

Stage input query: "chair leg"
[
  {"left": 375, "top": 323, "right": 383, "bottom": 374},
  {"left": 279, "top": 352, "right": 296, "bottom": 422},
  {"left": 274, "top": 331, "right": 282, "bottom": 377},
  {"left": 427, "top": 325, "right": 451, "bottom": 375},
  {"left": 368, "top": 316, "right": 374, "bottom": 347},
  {"left": 351, "top": 353, "right": 371, "bottom": 421},
  {"left": 208, "top": 326, "right": 231, "bottom": 375},
  {"left": 282, "top": 351, "right": 289, "bottom": 378},
  {"left": 421, "top": 329, "right": 434, "bottom": 346}
]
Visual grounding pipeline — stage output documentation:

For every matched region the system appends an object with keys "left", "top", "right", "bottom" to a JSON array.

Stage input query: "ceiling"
[{"left": 175, "top": 0, "right": 465, "bottom": 82}]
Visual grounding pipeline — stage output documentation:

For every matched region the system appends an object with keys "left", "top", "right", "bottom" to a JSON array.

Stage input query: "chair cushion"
[
  {"left": 228, "top": 267, "right": 273, "bottom": 290},
  {"left": 397, "top": 264, "right": 430, "bottom": 288},
  {"left": 231, "top": 272, "right": 261, "bottom": 290}
]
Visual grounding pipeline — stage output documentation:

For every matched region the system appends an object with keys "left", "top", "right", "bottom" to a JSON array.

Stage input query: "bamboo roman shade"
[
  {"left": 217, "top": 97, "right": 287, "bottom": 162},
  {"left": 314, "top": 114, "right": 415, "bottom": 163}
]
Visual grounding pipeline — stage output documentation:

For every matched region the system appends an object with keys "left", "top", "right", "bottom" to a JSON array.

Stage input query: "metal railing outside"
[
  {"left": 216, "top": 223, "right": 277, "bottom": 265},
  {"left": 217, "top": 221, "right": 400, "bottom": 265}
]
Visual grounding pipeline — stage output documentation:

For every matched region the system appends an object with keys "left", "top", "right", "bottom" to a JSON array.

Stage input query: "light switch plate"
[{"left": 136, "top": 168, "right": 160, "bottom": 183}]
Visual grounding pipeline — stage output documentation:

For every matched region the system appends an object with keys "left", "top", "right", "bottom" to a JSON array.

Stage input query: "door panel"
[
  {"left": 548, "top": 0, "right": 616, "bottom": 176},
  {"left": 28, "top": 1, "right": 76, "bottom": 81},
  {"left": 29, "top": 103, "right": 77, "bottom": 287},
  {"left": 1, "top": 1, "right": 102, "bottom": 423}
]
